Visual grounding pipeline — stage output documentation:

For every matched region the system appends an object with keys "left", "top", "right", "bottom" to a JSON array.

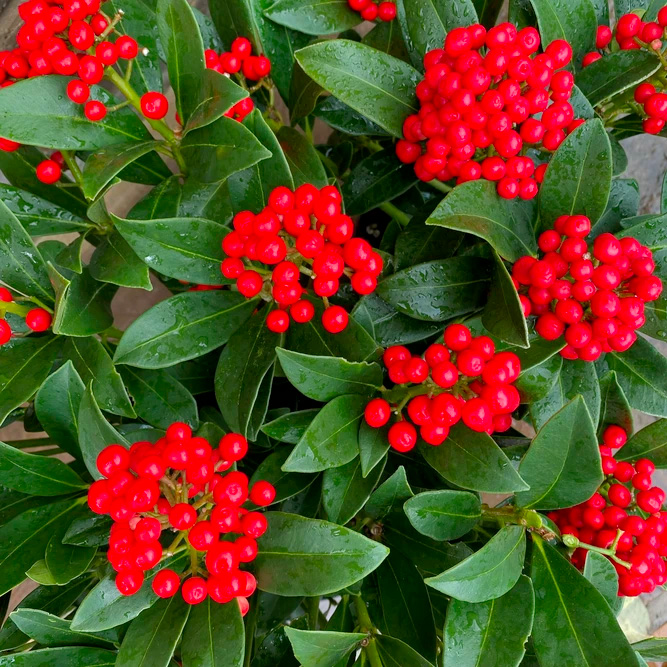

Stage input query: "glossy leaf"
[
  {"left": 261, "top": 409, "right": 320, "bottom": 444},
  {"left": 632, "top": 638, "right": 667, "bottom": 661},
  {"left": 277, "top": 348, "right": 382, "bottom": 402},
  {"left": 63, "top": 514, "right": 113, "bottom": 547},
  {"left": 181, "top": 598, "right": 245, "bottom": 667},
  {"left": 375, "top": 635, "right": 434, "bottom": 667},
  {"left": 0, "top": 647, "right": 116, "bottom": 666},
  {"left": 88, "top": 229, "right": 152, "bottom": 290},
  {"left": 425, "top": 525, "right": 526, "bottom": 602},
  {"left": 420, "top": 423, "right": 529, "bottom": 493},
  {"left": 394, "top": 212, "right": 463, "bottom": 270},
  {"left": 583, "top": 551, "right": 622, "bottom": 615},
  {"left": 517, "top": 396, "right": 602, "bottom": 510},
  {"left": 404, "top": 490, "right": 481, "bottom": 541},
  {"left": 0, "top": 336, "right": 59, "bottom": 426},
  {"left": 530, "top": 535, "right": 637, "bottom": 666},
  {"left": 427, "top": 180, "right": 538, "bottom": 262},
  {"left": 277, "top": 126, "right": 328, "bottom": 188},
  {"left": 282, "top": 395, "right": 364, "bottom": 473},
  {"left": 264, "top": 0, "right": 360, "bottom": 35},
  {"left": 249, "top": 446, "right": 317, "bottom": 506},
  {"left": 284, "top": 628, "right": 366, "bottom": 667},
  {"left": 45, "top": 534, "right": 96, "bottom": 586},
  {"left": 358, "top": 420, "right": 391, "bottom": 478},
  {"left": 314, "top": 96, "right": 391, "bottom": 136},
  {"left": 443, "top": 575, "right": 534, "bottom": 667},
  {"left": 365, "top": 466, "right": 413, "bottom": 518},
  {"left": 597, "top": 371, "right": 633, "bottom": 439},
  {"left": 0, "top": 441, "right": 85, "bottom": 496},
  {"left": 185, "top": 70, "right": 248, "bottom": 135},
  {"left": 255, "top": 512, "right": 389, "bottom": 596},
  {"left": 539, "top": 120, "right": 612, "bottom": 230},
  {"left": 616, "top": 418, "right": 667, "bottom": 466},
  {"left": 295, "top": 40, "right": 420, "bottom": 137},
  {"left": 377, "top": 257, "right": 491, "bottom": 322}
]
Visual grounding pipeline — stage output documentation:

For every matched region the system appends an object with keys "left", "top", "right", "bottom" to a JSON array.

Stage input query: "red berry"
[
  {"left": 266, "top": 309, "right": 289, "bottom": 333},
  {"left": 116, "top": 569, "right": 144, "bottom": 596},
  {"left": 249, "top": 480, "right": 276, "bottom": 506},
  {"left": 35, "top": 160, "right": 61, "bottom": 184},
  {"left": 117, "top": 36, "right": 139, "bottom": 59},
  {"left": 444, "top": 323, "right": 472, "bottom": 351},
  {"left": 182, "top": 577, "right": 208, "bottom": 605},
  {"left": 67, "top": 79, "right": 90, "bottom": 104},
  {"left": 141, "top": 92, "right": 169, "bottom": 120},
  {"left": 461, "top": 398, "right": 492, "bottom": 432},
  {"left": 84, "top": 100, "right": 107, "bottom": 121},
  {"left": 25, "top": 308, "right": 52, "bottom": 331},
  {"left": 169, "top": 503, "right": 196, "bottom": 530},
  {"left": 388, "top": 421, "right": 417, "bottom": 452},
  {"left": 219, "top": 433, "right": 248, "bottom": 462},
  {"left": 152, "top": 569, "right": 180, "bottom": 598},
  {"left": 322, "top": 305, "right": 348, "bottom": 333},
  {"left": 365, "top": 398, "right": 391, "bottom": 428}
]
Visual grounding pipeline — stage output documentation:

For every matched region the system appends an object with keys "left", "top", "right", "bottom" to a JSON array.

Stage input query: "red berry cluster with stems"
[
  {"left": 0, "top": 287, "right": 52, "bottom": 344},
  {"left": 87, "top": 422, "right": 275, "bottom": 611},
  {"left": 364, "top": 324, "right": 522, "bottom": 452},
  {"left": 221, "top": 184, "right": 383, "bottom": 334},
  {"left": 549, "top": 425, "right": 667, "bottom": 597},
  {"left": 346, "top": 0, "right": 396, "bottom": 22},
  {"left": 512, "top": 214, "right": 663, "bottom": 361},
  {"left": 396, "top": 21, "right": 582, "bottom": 199}
]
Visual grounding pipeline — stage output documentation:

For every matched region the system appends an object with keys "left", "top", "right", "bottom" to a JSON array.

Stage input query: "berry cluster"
[
  {"left": 0, "top": 287, "right": 52, "bottom": 344},
  {"left": 87, "top": 422, "right": 275, "bottom": 611},
  {"left": 549, "top": 425, "right": 667, "bottom": 597},
  {"left": 396, "top": 22, "right": 583, "bottom": 199},
  {"left": 512, "top": 215, "right": 663, "bottom": 361},
  {"left": 221, "top": 184, "right": 383, "bottom": 334},
  {"left": 346, "top": 0, "right": 396, "bottom": 22},
  {"left": 364, "top": 324, "right": 522, "bottom": 451}
]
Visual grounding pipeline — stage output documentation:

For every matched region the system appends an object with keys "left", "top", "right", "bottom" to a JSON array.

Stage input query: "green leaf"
[
  {"left": 632, "top": 638, "right": 667, "bottom": 661},
  {"left": 576, "top": 50, "right": 661, "bottom": 106},
  {"left": 365, "top": 466, "right": 413, "bottom": 518},
  {"left": 156, "top": 0, "right": 205, "bottom": 126},
  {"left": 528, "top": 0, "right": 596, "bottom": 70},
  {"left": 0, "top": 76, "right": 152, "bottom": 150},
  {"left": 583, "top": 551, "right": 622, "bottom": 615},
  {"left": 63, "top": 514, "right": 113, "bottom": 547},
  {"left": 425, "top": 525, "right": 526, "bottom": 603},
  {"left": 181, "top": 598, "right": 245, "bottom": 667},
  {"left": 363, "top": 15, "right": 410, "bottom": 60},
  {"left": 45, "top": 534, "right": 96, "bottom": 585},
  {"left": 34, "top": 361, "right": 84, "bottom": 460},
  {"left": 0, "top": 336, "right": 59, "bottom": 426},
  {"left": 88, "top": 229, "right": 152, "bottom": 290},
  {"left": 82, "top": 141, "right": 161, "bottom": 200},
  {"left": 0, "top": 184, "right": 90, "bottom": 236},
  {"left": 377, "top": 257, "right": 491, "bottom": 322},
  {"left": 26, "top": 559, "right": 58, "bottom": 586},
  {"left": 255, "top": 512, "right": 389, "bottom": 596},
  {"left": 358, "top": 420, "right": 391, "bottom": 478},
  {"left": 0, "top": 198, "right": 52, "bottom": 302},
  {"left": 295, "top": 40, "right": 420, "bottom": 137},
  {"left": 277, "top": 348, "right": 383, "bottom": 402},
  {"left": 530, "top": 535, "right": 637, "bottom": 666},
  {"left": 616, "top": 418, "right": 667, "bottom": 466},
  {"left": 375, "top": 635, "right": 434, "bottom": 667},
  {"left": 215, "top": 307, "right": 282, "bottom": 439},
  {"left": 420, "top": 423, "right": 529, "bottom": 494},
  {"left": 322, "top": 455, "right": 386, "bottom": 524},
  {"left": 643, "top": 295, "right": 667, "bottom": 342},
  {"left": 55, "top": 234, "right": 86, "bottom": 274},
  {"left": 426, "top": 180, "right": 538, "bottom": 262},
  {"left": 181, "top": 116, "right": 272, "bottom": 183},
  {"left": 264, "top": 0, "right": 360, "bottom": 35},
  {"left": 617, "top": 213, "right": 667, "bottom": 250},
  {"left": 443, "top": 575, "right": 534, "bottom": 667},
  {"left": 0, "top": 442, "right": 85, "bottom": 496},
  {"left": 50, "top": 266, "right": 116, "bottom": 337},
  {"left": 0, "top": 647, "right": 116, "bottom": 666},
  {"left": 605, "top": 335, "right": 667, "bottom": 417},
  {"left": 591, "top": 178, "right": 640, "bottom": 239},
  {"left": 78, "top": 384, "right": 130, "bottom": 480},
  {"left": 394, "top": 212, "right": 463, "bottom": 270},
  {"left": 518, "top": 396, "right": 602, "bottom": 510},
  {"left": 314, "top": 96, "right": 391, "bottom": 136},
  {"left": 376, "top": 549, "right": 437, "bottom": 662},
  {"left": 404, "top": 490, "right": 481, "bottom": 541},
  {"left": 399, "top": 0, "right": 477, "bottom": 57},
  {"left": 482, "top": 250, "right": 529, "bottom": 348},
  {"left": 282, "top": 395, "right": 364, "bottom": 473},
  {"left": 116, "top": 595, "right": 191, "bottom": 667},
  {"left": 115, "top": 291, "right": 256, "bottom": 369},
  {"left": 277, "top": 126, "right": 328, "bottom": 189},
  {"left": 261, "top": 409, "right": 320, "bottom": 444},
  {"left": 250, "top": 446, "right": 317, "bottom": 506},
  {"left": 597, "top": 371, "right": 633, "bottom": 439},
  {"left": 121, "top": 366, "right": 198, "bottom": 430},
  {"left": 284, "top": 628, "right": 366, "bottom": 667},
  {"left": 113, "top": 215, "right": 227, "bottom": 285},
  {"left": 539, "top": 120, "right": 612, "bottom": 230},
  {"left": 341, "top": 149, "right": 417, "bottom": 216},
  {"left": 0, "top": 496, "right": 84, "bottom": 596},
  {"left": 64, "top": 336, "right": 135, "bottom": 418}
]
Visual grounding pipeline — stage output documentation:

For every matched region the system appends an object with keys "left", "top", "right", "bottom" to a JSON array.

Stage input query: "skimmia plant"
[{"left": 2, "top": 0, "right": 667, "bottom": 664}]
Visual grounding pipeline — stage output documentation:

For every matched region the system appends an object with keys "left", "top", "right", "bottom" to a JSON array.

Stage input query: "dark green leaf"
[
  {"left": 517, "top": 396, "right": 602, "bottom": 510},
  {"left": 404, "top": 490, "right": 481, "bottom": 541},
  {"left": 185, "top": 70, "right": 248, "bottom": 135},
  {"left": 443, "top": 575, "right": 534, "bottom": 667},
  {"left": 362, "top": 19, "right": 410, "bottom": 60},
  {"left": 255, "top": 512, "right": 389, "bottom": 596},
  {"left": 314, "top": 96, "right": 391, "bottom": 136},
  {"left": 377, "top": 257, "right": 491, "bottom": 321},
  {"left": 616, "top": 418, "right": 667, "bottom": 466},
  {"left": 295, "top": 40, "right": 420, "bottom": 137},
  {"left": 375, "top": 635, "right": 434, "bottom": 667},
  {"left": 583, "top": 551, "right": 622, "bottom": 615},
  {"left": 88, "top": 229, "right": 152, "bottom": 290},
  {"left": 277, "top": 126, "right": 328, "bottom": 189},
  {"left": 181, "top": 597, "right": 244, "bottom": 667},
  {"left": 591, "top": 178, "right": 640, "bottom": 237},
  {"left": 539, "top": 120, "right": 612, "bottom": 230},
  {"left": 597, "top": 371, "right": 633, "bottom": 439},
  {"left": 514, "top": 338, "right": 565, "bottom": 403},
  {"left": 530, "top": 535, "right": 637, "bottom": 666},
  {"left": 365, "top": 466, "right": 413, "bottom": 518},
  {"left": 289, "top": 61, "right": 325, "bottom": 124},
  {"left": 113, "top": 215, "right": 227, "bottom": 285},
  {"left": 0, "top": 647, "right": 116, "bottom": 666},
  {"left": 482, "top": 250, "right": 529, "bottom": 348},
  {"left": 63, "top": 514, "right": 113, "bottom": 547},
  {"left": 116, "top": 595, "right": 191, "bottom": 667},
  {"left": 617, "top": 213, "right": 667, "bottom": 250},
  {"left": 420, "top": 423, "right": 529, "bottom": 493},
  {"left": 181, "top": 116, "right": 272, "bottom": 183},
  {"left": 261, "top": 409, "right": 320, "bottom": 444},
  {"left": 322, "top": 455, "right": 386, "bottom": 524},
  {"left": 425, "top": 525, "right": 526, "bottom": 602},
  {"left": 643, "top": 295, "right": 667, "bottom": 341},
  {"left": 265, "top": 0, "right": 359, "bottom": 35},
  {"left": 427, "top": 180, "right": 538, "bottom": 262},
  {"left": 632, "top": 638, "right": 667, "bottom": 661},
  {"left": 45, "top": 534, "right": 96, "bottom": 585},
  {"left": 250, "top": 446, "right": 317, "bottom": 506},
  {"left": 55, "top": 234, "right": 86, "bottom": 273},
  {"left": 284, "top": 628, "right": 365, "bottom": 667},
  {"left": 282, "top": 395, "right": 364, "bottom": 473},
  {"left": 0, "top": 336, "right": 59, "bottom": 426},
  {"left": 358, "top": 420, "right": 390, "bottom": 478}
]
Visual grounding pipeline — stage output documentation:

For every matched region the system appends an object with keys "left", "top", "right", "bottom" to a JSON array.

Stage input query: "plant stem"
[
  {"left": 354, "top": 596, "right": 383, "bottom": 667},
  {"left": 307, "top": 596, "right": 320, "bottom": 630},
  {"left": 481, "top": 504, "right": 544, "bottom": 530},
  {"left": 428, "top": 180, "right": 453, "bottom": 195},
  {"left": 379, "top": 201, "right": 411, "bottom": 227},
  {"left": 60, "top": 150, "right": 84, "bottom": 190}
]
